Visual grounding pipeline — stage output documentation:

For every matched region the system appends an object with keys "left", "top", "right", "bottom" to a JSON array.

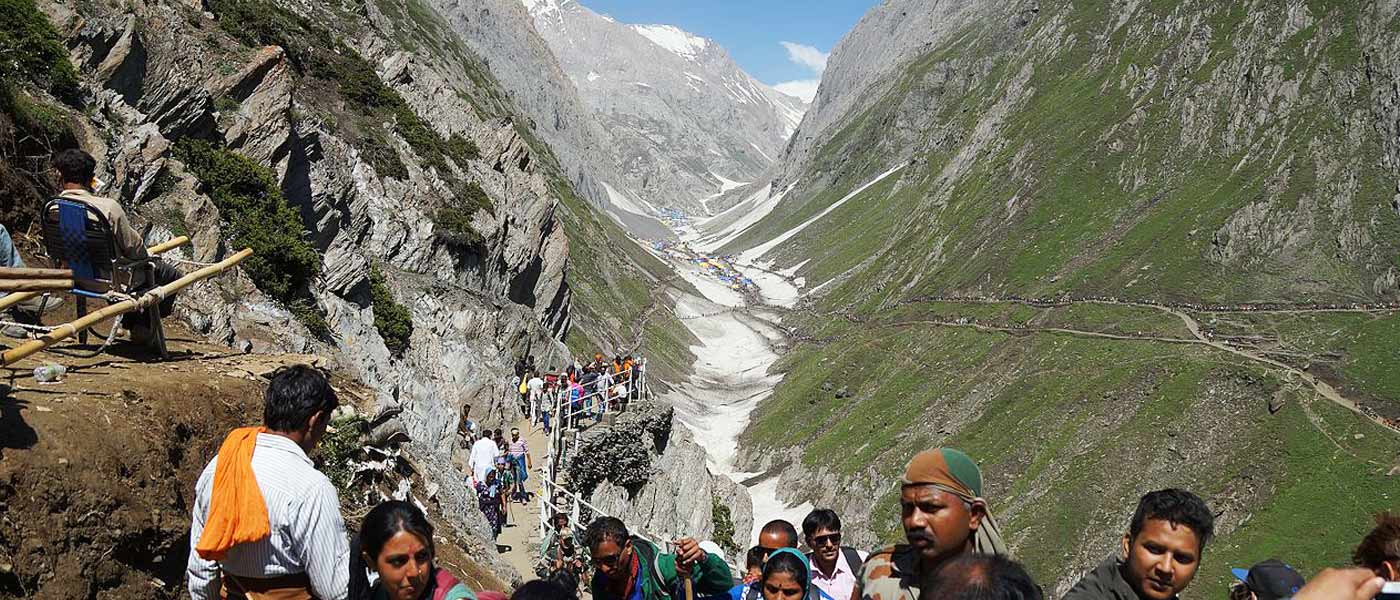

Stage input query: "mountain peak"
[{"left": 630, "top": 24, "right": 710, "bottom": 60}]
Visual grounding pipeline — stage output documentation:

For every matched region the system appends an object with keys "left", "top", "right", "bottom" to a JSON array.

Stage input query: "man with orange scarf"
[
  {"left": 186, "top": 365, "right": 350, "bottom": 600},
  {"left": 855, "top": 448, "right": 1009, "bottom": 600}
]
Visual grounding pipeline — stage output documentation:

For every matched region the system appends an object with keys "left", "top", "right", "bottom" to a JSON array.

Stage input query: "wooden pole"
[
  {"left": 0, "top": 237, "right": 191, "bottom": 312},
  {"left": 2, "top": 248, "right": 253, "bottom": 366},
  {"left": 0, "top": 267, "right": 72, "bottom": 279},
  {"left": 0, "top": 280, "right": 74, "bottom": 292}
]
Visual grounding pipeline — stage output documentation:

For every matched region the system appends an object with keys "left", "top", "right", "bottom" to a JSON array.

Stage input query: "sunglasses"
[
  {"left": 594, "top": 543, "right": 631, "bottom": 569},
  {"left": 811, "top": 533, "right": 842, "bottom": 547}
]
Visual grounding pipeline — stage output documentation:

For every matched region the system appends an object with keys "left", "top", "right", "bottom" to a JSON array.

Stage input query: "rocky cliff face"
[
  {"left": 525, "top": 0, "right": 805, "bottom": 218},
  {"left": 570, "top": 404, "right": 754, "bottom": 557}
]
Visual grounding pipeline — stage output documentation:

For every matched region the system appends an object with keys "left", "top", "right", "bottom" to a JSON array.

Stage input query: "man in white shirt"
[
  {"left": 804, "top": 509, "right": 868, "bottom": 600},
  {"left": 527, "top": 374, "right": 545, "bottom": 423},
  {"left": 470, "top": 428, "right": 501, "bottom": 484},
  {"left": 186, "top": 365, "right": 349, "bottom": 600}
]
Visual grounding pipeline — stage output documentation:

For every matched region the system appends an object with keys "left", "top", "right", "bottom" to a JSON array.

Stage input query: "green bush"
[
  {"left": 445, "top": 133, "right": 480, "bottom": 163},
  {"left": 456, "top": 180, "right": 494, "bottom": 215},
  {"left": 369, "top": 267, "right": 413, "bottom": 356},
  {"left": 432, "top": 207, "right": 484, "bottom": 250},
  {"left": 174, "top": 139, "right": 321, "bottom": 305},
  {"left": 319, "top": 415, "right": 367, "bottom": 492},
  {"left": 0, "top": 0, "right": 82, "bottom": 104},
  {"left": 711, "top": 496, "right": 739, "bottom": 555},
  {"left": 359, "top": 129, "right": 408, "bottom": 180}
]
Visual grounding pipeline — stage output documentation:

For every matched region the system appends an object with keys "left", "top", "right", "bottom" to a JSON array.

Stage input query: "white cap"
[{"left": 698, "top": 540, "right": 723, "bottom": 557}]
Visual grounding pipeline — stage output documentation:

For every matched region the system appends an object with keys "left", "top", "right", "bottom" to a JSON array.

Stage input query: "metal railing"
[{"left": 532, "top": 360, "right": 743, "bottom": 577}]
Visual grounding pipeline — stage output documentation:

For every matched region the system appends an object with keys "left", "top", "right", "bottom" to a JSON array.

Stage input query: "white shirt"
[
  {"left": 528, "top": 377, "right": 544, "bottom": 392},
  {"left": 470, "top": 437, "right": 500, "bottom": 482},
  {"left": 186, "top": 433, "right": 349, "bottom": 600}
]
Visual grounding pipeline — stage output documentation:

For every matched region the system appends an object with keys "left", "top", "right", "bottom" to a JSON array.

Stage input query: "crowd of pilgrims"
[
  {"left": 507, "top": 352, "right": 643, "bottom": 433},
  {"left": 184, "top": 366, "right": 1397, "bottom": 600}
]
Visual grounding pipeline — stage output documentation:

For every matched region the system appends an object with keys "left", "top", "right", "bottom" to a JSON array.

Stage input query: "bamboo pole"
[
  {"left": 0, "top": 267, "right": 72, "bottom": 279},
  {"left": 0, "top": 279, "right": 74, "bottom": 292},
  {"left": 0, "top": 236, "right": 191, "bottom": 312},
  {"left": 2, "top": 248, "right": 253, "bottom": 366}
]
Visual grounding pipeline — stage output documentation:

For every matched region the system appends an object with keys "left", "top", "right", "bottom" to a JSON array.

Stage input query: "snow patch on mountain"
[{"left": 632, "top": 24, "right": 709, "bottom": 59}]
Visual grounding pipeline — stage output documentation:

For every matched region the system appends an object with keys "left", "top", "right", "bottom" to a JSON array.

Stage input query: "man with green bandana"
[{"left": 855, "top": 448, "right": 1009, "bottom": 600}]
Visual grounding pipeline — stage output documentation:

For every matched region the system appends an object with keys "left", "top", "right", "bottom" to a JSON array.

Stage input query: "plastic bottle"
[{"left": 33, "top": 363, "right": 66, "bottom": 383}]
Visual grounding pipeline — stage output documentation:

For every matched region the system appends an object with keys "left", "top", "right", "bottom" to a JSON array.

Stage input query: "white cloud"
[
  {"left": 773, "top": 80, "right": 820, "bottom": 103},
  {"left": 771, "top": 42, "right": 828, "bottom": 103},
  {"left": 780, "top": 41, "right": 829, "bottom": 74}
]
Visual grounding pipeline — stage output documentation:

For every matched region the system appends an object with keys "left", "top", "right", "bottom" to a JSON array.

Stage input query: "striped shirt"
[{"left": 186, "top": 433, "right": 350, "bottom": 600}]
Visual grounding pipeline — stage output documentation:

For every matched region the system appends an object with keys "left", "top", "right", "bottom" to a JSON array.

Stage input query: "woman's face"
[
  {"left": 761, "top": 571, "right": 804, "bottom": 600},
  {"left": 370, "top": 531, "right": 433, "bottom": 600}
]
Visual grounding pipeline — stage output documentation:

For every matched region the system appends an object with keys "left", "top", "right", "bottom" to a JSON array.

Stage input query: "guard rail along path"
[{"left": 533, "top": 363, "right": 744, "bottom": 579}]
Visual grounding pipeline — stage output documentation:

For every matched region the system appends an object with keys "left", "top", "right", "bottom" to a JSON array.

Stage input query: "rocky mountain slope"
[
  {"left": 524, "top": 0, "right": 806, "bottom": 218},
  {"left": 701, "top": 0, "right": 1400, "bottom": 595},
  {"left": 2, "top": 0, "right": 703, "bottom": 591}
]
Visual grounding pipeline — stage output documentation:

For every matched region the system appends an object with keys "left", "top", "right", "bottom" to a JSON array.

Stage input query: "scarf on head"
[
  {"left": 900, "top": 448, "right": 1010, "bottom": 558},
  {"left": 195, "top": 427, "right": 271, "bottom": 560},
  {"left": 765, "top": 548, "right": 819, "bottom": 600}
]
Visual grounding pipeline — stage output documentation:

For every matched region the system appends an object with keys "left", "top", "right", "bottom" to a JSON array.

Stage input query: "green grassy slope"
[{"left": 729, "top": 0, "right": 1400, "bottom": 594}]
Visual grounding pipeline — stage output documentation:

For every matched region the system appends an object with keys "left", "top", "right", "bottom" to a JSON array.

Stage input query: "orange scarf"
[{"left": 195, "top": 426, "right": 271, "bottom": 560}]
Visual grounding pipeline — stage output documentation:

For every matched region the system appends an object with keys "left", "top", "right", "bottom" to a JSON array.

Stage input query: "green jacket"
[{"left": 590, "top": 538, "right": 733, "bottom": 600}]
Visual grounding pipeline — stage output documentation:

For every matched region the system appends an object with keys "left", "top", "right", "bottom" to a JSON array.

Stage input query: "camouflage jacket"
[{"left": 855, "top": 545, "right": 921, "bottom": 600}]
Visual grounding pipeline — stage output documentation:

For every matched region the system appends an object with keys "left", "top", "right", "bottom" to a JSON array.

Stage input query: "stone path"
[{"left": 496, "top": 418, "right": 548, "bottom": 580}]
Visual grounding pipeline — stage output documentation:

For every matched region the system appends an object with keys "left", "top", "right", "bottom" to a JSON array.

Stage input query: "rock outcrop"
[{"left": 574, "top": 404, "right": 754, "bottom": 555}]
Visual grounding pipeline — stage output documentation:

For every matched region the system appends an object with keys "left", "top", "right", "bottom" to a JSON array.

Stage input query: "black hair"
[
  {"left": 513, "top": 578, "right": 576, "bottom": 600},
  {"left": 263, "top": 364, "right": 339, "bottom": 433},
  {"left": 762, "top": 551, "right": 808, "bottom": 590},
  {"left": 1128, "top": 489, "right": 1214, "bottom": 550},
  {"left": 52, "top": 149, "right": 96, "bottom": 186},
  {"left": 745, "top": 546, "right": 768, "bottom": 569},
  {"left": 761, "top": 519, "right": 799, "bottom": 547},
  {"left": 802, "top": 509, "right": 841, "bottom": 537},
  {"left": 360, "top": 500, "right": 435, "bottom": 561},
  {"left": 918, "top": 555, "right": 1043, "bottom": 600},
  {"left": 584, "top": 516, "right": 629, "bottom": 551}
]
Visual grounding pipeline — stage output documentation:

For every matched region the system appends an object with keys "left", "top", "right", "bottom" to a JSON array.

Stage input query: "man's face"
[
  {"left": 901, "top": 485, "right": 980, "bottom": 566},
  {"left": 1121, "top": 519, "right": 1202, "bottom": 600},
  {"left": 806, "top": 527, "right": 842, "bottom": 566},
  {"left": 591, "top": 538, "right": 632, "bottom": 582}
]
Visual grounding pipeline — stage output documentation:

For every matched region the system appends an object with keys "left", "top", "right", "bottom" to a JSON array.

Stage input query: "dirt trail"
[{"left": 495, "top": 418, "right": 548, "bottom": 580}]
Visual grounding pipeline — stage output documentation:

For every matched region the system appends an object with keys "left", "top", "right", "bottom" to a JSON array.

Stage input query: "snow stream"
[{"left": 657, "top": 257, "right": 813, "bottom": 545}]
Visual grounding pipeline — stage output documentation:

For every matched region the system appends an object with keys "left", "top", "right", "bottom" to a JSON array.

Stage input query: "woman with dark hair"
[
  {"left": 757, "top": 549, "right": 832, "bottom": 600},
  {"left": 360, "top": 501, "right": 477, "bottom": 600}
]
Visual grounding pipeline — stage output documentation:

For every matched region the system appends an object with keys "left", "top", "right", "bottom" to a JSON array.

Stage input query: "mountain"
[
  {"left": 523, "top": 0, "right": 806, "bottom": 218},
  {"left": 703, "top": 0, "right": 1400, "bottom": 594}
]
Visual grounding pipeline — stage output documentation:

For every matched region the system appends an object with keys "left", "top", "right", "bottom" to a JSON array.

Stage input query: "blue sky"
[{"left": 580, "top": 0, "right": 878, "bottom": 101}]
